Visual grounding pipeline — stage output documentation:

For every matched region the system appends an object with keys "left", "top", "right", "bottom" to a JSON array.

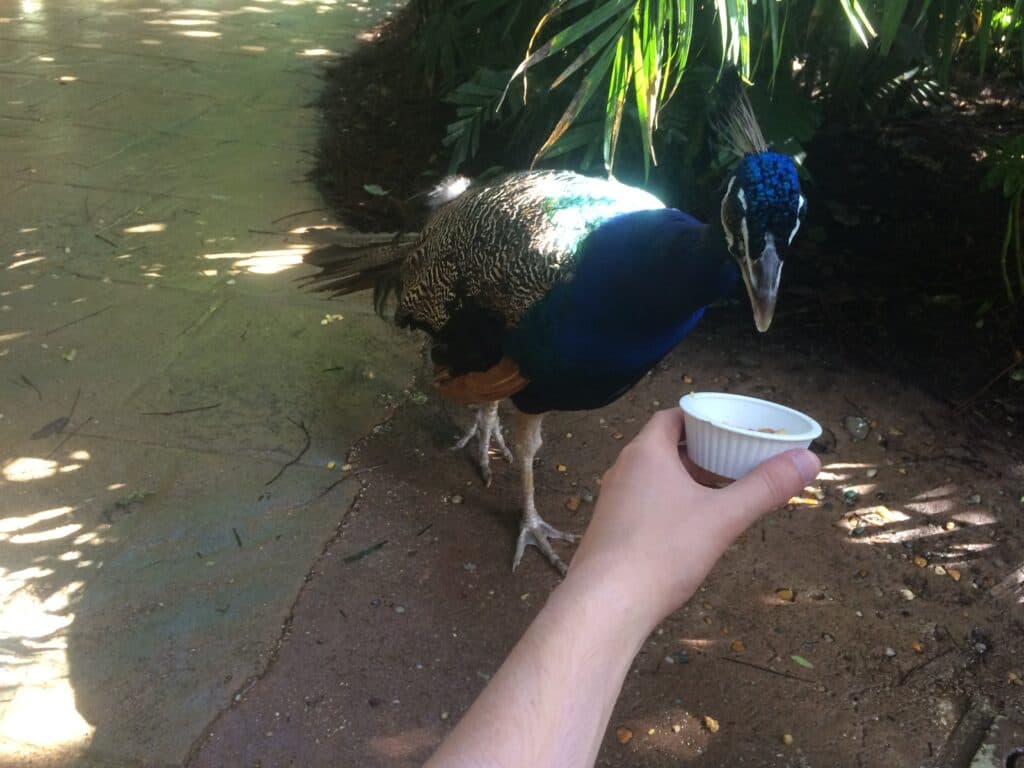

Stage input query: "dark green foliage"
[
  {"left": 983, "top": 134, "right": 1024, "bottom": 302},
  {"left": 414, "top": 1, "right": 1022, "bottom": 178}
]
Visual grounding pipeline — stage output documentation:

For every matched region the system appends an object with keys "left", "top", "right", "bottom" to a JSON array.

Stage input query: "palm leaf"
[
  {"left": 603, "top": 37, "right": 630, "bottom": 171},
  {"left": 551, "top": 11, "right": 632, "bottom": 89},
  {"left": 878, "top": 0, "right": 909, "bottom": 55},
  {"left": 533, "top": 37, "right": 619, "bottom": 164},
  {"left": 978, "top": 0, "right": 993, "bottom": 76},
  {"left": 838, "top": 0, "right": 877, "bottom": 47}
]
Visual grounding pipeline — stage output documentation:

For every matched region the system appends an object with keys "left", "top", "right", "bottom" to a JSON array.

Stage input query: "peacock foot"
[
  {"left": 451, "top": 401, "right": 513, "bottom": 487},
  {"left": 512, "top": 512, "right": 576, "bottom": 576}
]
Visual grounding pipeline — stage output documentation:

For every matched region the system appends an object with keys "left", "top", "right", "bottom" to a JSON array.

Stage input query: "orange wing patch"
[{"left": 434, "top": 356, "right": 529, "bottom": 404}]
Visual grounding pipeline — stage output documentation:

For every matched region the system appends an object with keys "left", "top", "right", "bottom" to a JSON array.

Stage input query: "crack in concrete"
[{"left": 183, "top": 370, "right": 423, "bottom": 766}]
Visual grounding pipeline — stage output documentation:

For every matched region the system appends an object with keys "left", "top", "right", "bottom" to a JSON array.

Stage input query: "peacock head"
[
  {"left": 720, "top": 152, "right": 806, "bottom": 333},
  {"left": 714, "top": 81, "right": 806, "bottom": 333}
]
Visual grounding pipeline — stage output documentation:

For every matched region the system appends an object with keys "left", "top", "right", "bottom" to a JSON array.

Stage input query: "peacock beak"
[{"left": 739, "top": 234, "right": 782, "bottom": 333}]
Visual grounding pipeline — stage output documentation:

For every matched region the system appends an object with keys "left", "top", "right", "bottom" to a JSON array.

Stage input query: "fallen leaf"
[
  {"left": 948, "top": 569, "right": 962, "bottom": 582},
  {"left": 703, "top": 715, "right": 720, "bottom": 734},
  {"left": 776, "top": 588, "right": 795, "bottom": 602},
  {"left": 790, "top": 654, "right": 814, "bottom": 669},
  {"left": 62, "top": 348, "right": 77, "bottom": 362},
  {"left": 911, "top": 640, "right": 923, "bottom": 653},
  {"left": 616, "top": 726, "right": 633, "bottom": 744},
  {"left": 31, "top": 416, "right": 70, "bottom": 440},
  {"left": 363, "top": 183, "right": 388, "bottom": 196}
]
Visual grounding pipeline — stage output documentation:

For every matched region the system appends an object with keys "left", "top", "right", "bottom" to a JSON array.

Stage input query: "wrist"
[{"left": 555, "top": 559, "right": 664, "bottom": 649}]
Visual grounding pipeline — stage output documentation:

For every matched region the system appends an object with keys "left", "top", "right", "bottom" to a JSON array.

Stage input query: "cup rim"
[{"left": 679, "top": 392, "right": 823, "bottom": 442}]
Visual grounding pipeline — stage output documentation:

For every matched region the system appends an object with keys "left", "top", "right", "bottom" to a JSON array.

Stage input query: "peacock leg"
[
  {"left": 512, "top": 412, "right": 576, "bottom": 575},
  {"left": 451, "top": 401, "right": 514, "bottom": 487}
]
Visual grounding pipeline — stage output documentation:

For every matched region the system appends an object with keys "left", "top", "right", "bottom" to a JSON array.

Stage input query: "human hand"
[{"left": 563, "top": 408, "right": 820, "bottom": 634}]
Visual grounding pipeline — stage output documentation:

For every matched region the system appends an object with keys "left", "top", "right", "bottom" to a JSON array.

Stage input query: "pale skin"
[{"left": 426, "top": 408, "right": 821, "bottom": 768}]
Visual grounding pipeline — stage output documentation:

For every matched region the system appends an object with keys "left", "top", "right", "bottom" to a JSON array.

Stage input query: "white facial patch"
[
  {"left": 740, "top": 213, "right": 750, "bottom": 264},
  {"left": 721, "top": 176, "right": 737, "bottom": 252},
  {"left": 788, "top": 194, "right": 806, "bottom": 245}
]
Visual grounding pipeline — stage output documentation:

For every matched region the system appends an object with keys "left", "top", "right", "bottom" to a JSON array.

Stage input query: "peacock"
[{"left": 302, "top": 91, "right": 806, "bottom": 575}]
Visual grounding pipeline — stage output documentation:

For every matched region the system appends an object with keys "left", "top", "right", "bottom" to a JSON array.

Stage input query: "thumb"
[{"left": 719, "top": 449, "right": 821, "bottom": 528}]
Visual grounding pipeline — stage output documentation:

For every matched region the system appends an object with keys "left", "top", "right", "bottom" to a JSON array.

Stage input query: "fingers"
[
  {"left": 635, "top": 408, "right": 685, "bottom": 448},
  {"left": 718, "top": 449, "right": 821, "bottom": 526}
]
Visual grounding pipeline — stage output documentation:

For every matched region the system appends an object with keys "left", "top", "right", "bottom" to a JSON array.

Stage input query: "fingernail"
[{"left": 789, "top": 450, "right": 821, "bottom": 484}]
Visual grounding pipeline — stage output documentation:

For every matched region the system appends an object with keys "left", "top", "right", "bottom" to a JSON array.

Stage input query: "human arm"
[{"left": 425, "top": 408, "right": 821, "bottom": 768}]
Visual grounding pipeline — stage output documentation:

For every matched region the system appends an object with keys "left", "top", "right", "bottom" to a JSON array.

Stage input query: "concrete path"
[{"left": 0, "top": 1, "right": 413, "bottom": 765}]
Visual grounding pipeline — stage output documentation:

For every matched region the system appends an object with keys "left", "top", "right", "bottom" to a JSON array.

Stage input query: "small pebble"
[
  {"left": 565, "top": 496, "right": 581, "bottom": 512},
  {"left": 913, "top": 556, "right": 928, "bottom": 568},
  {"left": 683, "top": 375, "right": 694, "bottom": 384},
  {"left": 665, "top": 650, "right": 690, "bottom": 664},
  {"left": 730, "top": 639, "right": 745, "bottom": 653},
  {"left": 672, "top": 724, "right": 683, "bottom": 734},
  {"left": 611, "top": 431, "right": 624, "bottom": 440},
  {"left": 451, "top": 494, "right": 463, "bottom": 505},
  {"left": 1008, "top": 671, "right": 1023, "bottom": 687},
  {"left": 911, "top": 640, "right": 923, "bottom": 653},
  {"left": 616, "top": 726, "right": 633, "bottom": 744},
  {"left": 844, "top": 489, "right": 860, "bottom": 505},
  {"left": 966, "top": 493, "right": 981, "bottom": 504},
  {"left": 557, "top": 464, "right": 568, "bottom": 473},
  {"left": 843, "top": 415, "right": 870, "bottom": 441},
  {"left": 327, "top": 461, "right": 336, "bottom": 469},
  {"left": 945, "top": 521, "right": 957, "bottom": 530},
  {"left": 948, "top": 569, "right": 962, "bottom": 582},
  {"left": 933, "top": 565, "right": 947, "bottom": 576},
  {"left": 866, "top": 468, "right": 878, "bottom": 478},
  {"left": 900, "top": 588, "right": 916, "bottom": 601},
  {"left": 647, "top": 728, "right": 655, "bottom": 736},
  {"left": 341, "top": 463, "right": 353, "bottom": 471},
  {"left": 851, "top": 524, "right": 869, "bottom": 538},
  {"left": 782, "top": 733, "right": 794, "bottom": 746},
  {"left": 440, "top": 711, "right": 449, "bottom": 721},
  {"left": 580, "top": 488, "right": 595, "bottom": 504},
  {"left": 394, "top": 606, "right": 406, "bottom": 614},
  {"left": 775, "top": 588, "right": 795, "bottom": 602},
  {"left": 885, "top": 647, "right": 897, "bottom": 657},
  {"left": 822, "top": 632, "right": 835, "bottom": 643},
  {"left": 703, "top": 715, "right": 720, "bottom": 734}
]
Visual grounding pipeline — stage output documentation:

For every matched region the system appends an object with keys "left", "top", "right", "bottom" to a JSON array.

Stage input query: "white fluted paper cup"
[{"left": 679, "top": 392, "right": 822, "bottom": 480}]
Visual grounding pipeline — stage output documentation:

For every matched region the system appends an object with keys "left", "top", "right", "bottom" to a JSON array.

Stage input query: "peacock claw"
[
  {"left": 512, "top": 516, "right": 575, "bottom": 576},
  {"left": 452, "top": 402, "right": 513, "bottom": 486}
]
